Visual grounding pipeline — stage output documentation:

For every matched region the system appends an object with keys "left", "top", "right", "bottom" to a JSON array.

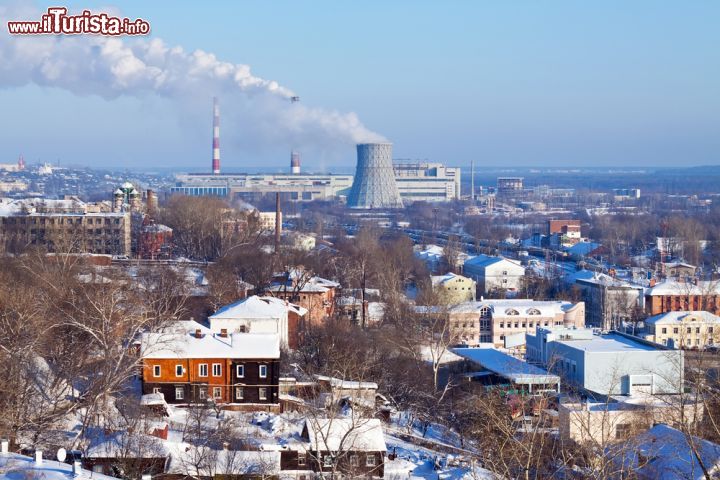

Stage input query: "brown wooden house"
[{"left": 140, "top": 321, "right": 280, "bottom": 408}]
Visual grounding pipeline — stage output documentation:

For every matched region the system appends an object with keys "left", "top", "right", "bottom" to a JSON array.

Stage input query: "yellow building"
[
  {"left": 431, "top": 272, "right": 476, "bottom": 304},
  {"left": 645, "top": 310, "right": 720, "bottom": 349}
]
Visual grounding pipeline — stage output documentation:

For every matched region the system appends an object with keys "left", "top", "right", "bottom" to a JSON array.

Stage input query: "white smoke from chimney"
[{"left": 0, "top": 5, "right": 386, "bottom": 152}]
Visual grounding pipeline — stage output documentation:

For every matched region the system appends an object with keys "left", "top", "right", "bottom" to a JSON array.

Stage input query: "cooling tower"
[{"left": 347, "top": 143, "right": 403, "bottom": 209}]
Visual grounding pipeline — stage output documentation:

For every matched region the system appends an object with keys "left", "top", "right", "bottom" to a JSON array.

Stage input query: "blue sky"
[{"left": 0, "top": 1, "right": 718, "bottom": 171}]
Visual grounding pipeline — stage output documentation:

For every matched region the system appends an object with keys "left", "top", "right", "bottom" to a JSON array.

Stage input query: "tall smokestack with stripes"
[{"left": 212, "top": 97, "right": 220, "bottom": 175}]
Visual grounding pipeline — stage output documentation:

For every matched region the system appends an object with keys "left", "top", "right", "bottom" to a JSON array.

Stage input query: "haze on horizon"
[{"left": 0, "top": 0, "right": 718, "bottom": 171}]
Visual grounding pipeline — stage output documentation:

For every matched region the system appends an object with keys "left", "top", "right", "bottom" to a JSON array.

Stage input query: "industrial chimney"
[
  {"left": 212, "top": 97, "right": 220, "bottom": 175},
  {"left": 347, "top": 143, "right": 403, "bottom": 209},
  {"left": 291, "top": 151, "right": 301, "bottom": 175}
]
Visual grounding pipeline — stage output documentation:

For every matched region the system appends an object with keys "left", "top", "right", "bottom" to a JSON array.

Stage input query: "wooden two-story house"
[
  {"left": 280, "top": 418, "right": 387, "bottom": 478},
  {"left": 139, "top": 321, "right": 280, "bottom": 410}
]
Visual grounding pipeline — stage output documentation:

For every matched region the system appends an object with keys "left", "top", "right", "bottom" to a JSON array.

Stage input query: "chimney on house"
[
  {"left": 220, "top": 328, "right": 228, "bottom": 338},
  {"left": 35, "top": 451, "right": 43, "bottom": 464}
]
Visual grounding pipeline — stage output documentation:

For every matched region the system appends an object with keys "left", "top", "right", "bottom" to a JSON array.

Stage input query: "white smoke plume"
[{"left": 0, "top": 4, "right": 386, "bottom": 160}]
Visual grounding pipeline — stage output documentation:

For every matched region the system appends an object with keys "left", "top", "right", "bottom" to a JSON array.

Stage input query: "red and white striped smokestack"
[
  {"left": 212, "top": 97, "right": 220, "bottom": 175},
  {"left": 291, "top": 151, "right": 301, "bottom": 175}
]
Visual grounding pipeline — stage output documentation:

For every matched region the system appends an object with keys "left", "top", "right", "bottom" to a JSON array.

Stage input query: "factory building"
[
  {"left": 497, "top": 177, "right": 524, "bottom": 195},
  {"left": 171, "top": 173, "right": 354, "bottom": 201},
  {"left": 393, "top": 162, "right": 461, "bottom": 202}
]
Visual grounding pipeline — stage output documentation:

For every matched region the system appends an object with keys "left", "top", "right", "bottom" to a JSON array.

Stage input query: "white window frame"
[
  {"left": 198, "top": 388, "right": 208, "bottom": 400},
  {"left": 213, "top": 387, "right": 222, "bottom": 399},
  {"left": 175, "top": 387, "right": 184, "bottom": 400},
  {"left": 199, "top": 363, "right": 208, "bottom": 377},
  {"left": 297, "top": 453, "right": 306, "bottom": 466},
  {"left": 259, "top": 364, "right": 268, "bottom": 378},
  {"left": 152, "top": 387, "right": 161, "bottom": 394},
  {"left": 259, "top": 387, "right": 267, "bottom": 400},
  {"left": 366, "top": 454, "right": 376, "bottom": 467},
  {"left": 350, "top": 455, "right": 359, "bottom": 467},
  {"left": 235, "top": 387, "right": 244, "bottom": 400},
  {"left": 175, "top": 364, "right": 183, "bottom": 377},
  {"left": 152, "top": 365, "right": 161, "bottom": 377},
  {"left": 236, "top": 364, "right": 245, "bottom": 378},
  {"left": 212, "top": 363, "right": 222, "bottom": 377}
]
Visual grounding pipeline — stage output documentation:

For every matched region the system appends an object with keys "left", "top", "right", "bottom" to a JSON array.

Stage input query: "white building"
[
  {"left": 393, "top": 162, "right": 461, "bottom": 202},
  {"left": 463, "top": 254, "right": 525, "bottom": 294},
  {"left": 208, "top": 296, "right": 307, "bottom": 349},
  {"left": 526, "top": 328, "right": 683, "bottom": 396}
]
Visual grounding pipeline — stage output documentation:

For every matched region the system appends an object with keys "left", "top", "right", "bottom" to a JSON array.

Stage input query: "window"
[
  {"left": 198, "top": 388, "right": 207, "bottom": 400},
  {"left": 199, "top": 364, "right": 208, "bottom": 377},
  {"left": 152, "top": 387, "right": 161, "bottom": 394},
  {"left": 175, "top": 365, "right": 183, "bottom": 377},
  {"left": 616, "top": 424, "right": 631, "bottom": 439},
  {"left": 323, "top": 455, "right": 333, "bottom": 467},
  {"left": 259, "top": 365, "right": 268, "bottom": 378},
  {"left": 366, "top": 454, "right": 376, "bottom": 467},
  {"left": 153, "top": 365, "right": 161, "bottom": 377},
  {"left": 213, "top": 387, "right": 222, "bottom": 399},
  {"left": 236, "top": 365, "right": 245, "bottom": 378},
  {"left": 175, "top": 387, "right": 184, "bottom": 400},
  {"left": 297, "top": 453, "right": 306, "bottom": 466},
  {"left": 92, "top": 465, "right": 103, "bottom": 474},
  {"left": 674, "top": 328, "right": 679, "bottom": 334},
  {"left": 212, "top": 363, "right": 222, "bottom": 377},
  {"left": 661, "top": 327, "right": 667, "bottom": 334},
  {"left": 259, "top": 387, "right": 267, "bottom": 400},
  {"left": 350, "top": 455, "right": 359, "bottom": 467},
  {"left": 687, "top": 327, "right": 692, "bottom": 334},
  {"left": 710, "top": 327, "right": 714, "bottom": 334},
  {"left": 235, "top": 387, "right": 244, "bottom": 400}
]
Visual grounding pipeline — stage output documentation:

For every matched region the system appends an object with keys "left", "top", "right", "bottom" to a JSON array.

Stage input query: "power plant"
[
  {"left": 347, "top": 143, "right": 403, "bottom": 209},
  {"left": 212, "top": 97, "right": 221, "bottom": 175}
]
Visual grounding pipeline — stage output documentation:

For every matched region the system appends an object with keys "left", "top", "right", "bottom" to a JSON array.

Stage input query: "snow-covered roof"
[
  {"left": 449, "top": 299, "right": 578, "bottom": 317},
  {"left": 315, "top": 375, "right": 378, "bottom": 390},
  {"left": 304, "top": 418, "right": 386, "bottom": 452},
  {"left": 646, "top": 280, "right": 720, "bottom": 296},
  {"left": 565, "top": 242, "right": 602, "bottom": 256},
  {"left": 452, "top": 347, "right": 560, "bottom": 385},
  {"left": 566, "top": 270, "right": 641, "bottom": 289},
  {"left": 645, "top": 310, "right": 720, "bottom": 325},
  {"left": 431, "top": 272, "right": 473, "bottom": 287},
  {"left": 140, "top": 392, "right": 167, "bottom": 406},
  {"left": 166, "top": 446, "right": 280, "bottom": 477},
  {"left": 84, "top": 429, "right": 170, "bottom": 459},
  {"left": 555, "top": 332, "right": 661, "bottom": 353},
  {"left": 210, "top": 296, "right": 307, "bottom": 321},
  {"left": 140, "top": 321, "right": 280, "bottom": 359},
  {"left": 464, "top": 254, "right": 521, "bottom": 269},
  {"left": 611, "top": 424, "right": 720, "bottom": 479},
  {"left": 0, "top": 452, "right": 118, "bottom": 480}
]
